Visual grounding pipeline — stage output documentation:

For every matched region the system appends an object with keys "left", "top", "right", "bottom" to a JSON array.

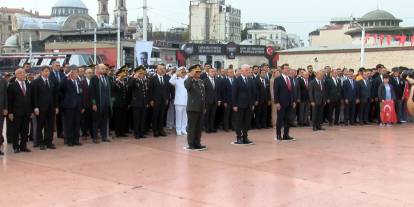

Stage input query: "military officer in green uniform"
[
  {"left": 112, "top": 68, "right": 129, "bottom": 137},
  {"left": 184, "top": 64, "right": 207, "bottom": 151},
  {"left": 128, "top": 66, "right": 149, "bottom": 139}
]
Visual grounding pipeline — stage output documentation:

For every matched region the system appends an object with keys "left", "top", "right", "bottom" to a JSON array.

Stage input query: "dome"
[
  {"left": 4, "top": 34, "right": 18, "bottom": 47},
  {"left": 361, "top": 9, "right": 398, "bottom": 21},
  {"left": 53, "top": 0, "right": 87, "bottom": 9}
]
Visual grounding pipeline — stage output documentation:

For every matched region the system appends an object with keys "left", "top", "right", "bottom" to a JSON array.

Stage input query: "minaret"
[
  {"left": 97, "top": 0, "right": 109, "bottom": 25},
  {"left": 114, "top": 0, "right": 128, "bottom": 28}
]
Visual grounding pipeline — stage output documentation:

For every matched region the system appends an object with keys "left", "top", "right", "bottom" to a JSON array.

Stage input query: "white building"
[{"left": 189, "top": 0, "right": 241, "bottom": 43}]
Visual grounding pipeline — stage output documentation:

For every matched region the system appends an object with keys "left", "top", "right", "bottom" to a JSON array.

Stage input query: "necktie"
[
  {"left": 262, "top": 79, "right": 265, "bottom": 88},
  {"left": 244, "top": 77, "right": 247, "bottom": 84},
  {"left": 286, "top": 77, "right": 291, "bottom": 91},
  {"left": 20, "top": 81, "right": 26, "bottom": 95},
  {"left": 56, "top": 72, "right": 60, "bottom": 82},
  {"left": 350, "top": 80, "right": 354, "bottom": 89},
  {"left": 305, "top": 79, "right": 308, "bottom": 87},
  {"left": 318, "top": 80, "right": 323, "bottom": 91},
  {"left": 160, "top": 76, "right": 164, "bottom": 85},
  {"left": 229, "top": 78, "right": 232, "bottom": 85},
  {"left": 211, "top": 78, "right": 215, "bottom": 88},
  {"left": 45, "top": 79, "right": 50, "bottom": 88}
]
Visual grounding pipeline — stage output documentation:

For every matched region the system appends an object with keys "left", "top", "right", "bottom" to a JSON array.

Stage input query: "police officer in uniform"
[
  {"left": 184, "top": 65, "right": 207, "bottom": 151},
  {"left": 128, "top": 66, "right": 149, "bottom": 139},
  {"left": 112, "top": 68, "right": 129, "bottom": 137}
]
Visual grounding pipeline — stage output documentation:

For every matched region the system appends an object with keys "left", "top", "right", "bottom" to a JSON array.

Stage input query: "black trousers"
[
  {"left": 276, "top": 105, "right": 292, "bottom": 137},
  {"left": 223, "top": 105, "right": 234, "bottom": 131},
  {"left": 328, "top": 100, "right": 341, "bottom": 124},
  {"left": 56, "top": 109, "right": 64, "bottom": 136},
  {"left": 113, "top": 107, "right": 128, "bottom": 135},
  {"left": 132, "top": 107, "right": 146, "bottom": 137},
  {"left": 358, "top": 101, "right": 370, "bottom": 123},
  {"left": 63, "top": 108, "right": 81, "bottom": 145},
  {"left": 187, "top": 111, "right": 203, "bottom": 147},
  {"left": 81, "top": 107, "right": 93, "bottom": 136},
  {"left": 255, "top": 103, "right": 268, "bottom": 129},
  {"left": 152, "top": 102, "right": 167, "bottom": 135},
  {"left": 204, "top": 103, "right": 217, "bottom": 132},
  {"left": 299, "top": 102, "right": 310, "bottom": 125},
  {"left": 92, "top": 106, "right": 109, "bottom": 140},
  {"left": 36, "top": 110, "right": 55, "bottom": 146},
  {"left": 0, "top": 116, "right": 4, "bottom": 146},
  {"left": 10, "top": 115, "right": 30, "bottom": 150},
  {"left": 235, "top": 108, "right": 253, "bottom": 139},
  {"left": 312, "top": 104, "right": 324, "bottom": 128},
  {"left": 344, "top": 101, "right": 356, "bottom": 124}
]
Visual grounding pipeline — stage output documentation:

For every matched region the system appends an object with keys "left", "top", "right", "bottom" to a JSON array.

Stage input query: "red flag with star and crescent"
[{"left": 380, "top": 100, "right": 397, "bottom": 123}]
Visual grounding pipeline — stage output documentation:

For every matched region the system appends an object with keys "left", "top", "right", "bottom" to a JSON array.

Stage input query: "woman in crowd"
[{"left": 378, "top": 74, "right": 396, "bottom": 126}]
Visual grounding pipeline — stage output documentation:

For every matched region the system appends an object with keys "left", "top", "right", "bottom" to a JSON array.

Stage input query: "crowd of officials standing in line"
[{"left": 0, "top": 61, "right": 413, "bottom": 154}]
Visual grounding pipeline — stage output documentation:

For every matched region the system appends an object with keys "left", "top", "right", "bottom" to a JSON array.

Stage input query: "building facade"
[{"left": 190, "top": 0, "right": 241, "bottom": 43}]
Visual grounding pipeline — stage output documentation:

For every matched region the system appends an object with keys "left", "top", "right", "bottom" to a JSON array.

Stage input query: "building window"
[{"left": 8, "top": 15, "right": 11, "bottom": 21}]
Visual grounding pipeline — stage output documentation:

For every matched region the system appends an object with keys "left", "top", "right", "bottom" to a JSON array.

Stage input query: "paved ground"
[{"left": 1, "top": 125, "right": 414, "bottom": 207}]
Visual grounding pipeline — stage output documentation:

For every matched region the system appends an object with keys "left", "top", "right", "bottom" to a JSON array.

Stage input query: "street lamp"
[{"left": 352, "top": 18, "right": 365, "bottom": 67}]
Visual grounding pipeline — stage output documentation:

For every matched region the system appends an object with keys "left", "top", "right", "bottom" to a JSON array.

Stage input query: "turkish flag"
[
  {"left": 404, "top": 82, "right": 410, "bottom": 100},
  {"left": 381, "top": 100, "right": 397, "bottom": 123},
  {"left": 365, "top": 33, "right": 371, "bottom": 44},
  {"left": 411, "top": 36, "right": 414, "bottom": 47},
  {"left": 373, "top": 34, "right": 378, "bottom": 45},
  {"left": 386, "top": 35, "right": 392, "bottom": 45},
  {"left": 379, "top": 34, "right": 385, "bottom": 46},
  {"left": 400, "top": 35, "right": 407, "bottom": 46}
]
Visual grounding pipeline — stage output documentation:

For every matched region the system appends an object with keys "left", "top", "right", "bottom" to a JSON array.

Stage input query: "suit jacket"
[
  {"left": 185, "top": 77, "right": 205, "bottom": 112},
  {"left": 298, "top": 78, "right": 310, "bottom": 102},
  {"left": 148, "top": 75, "right": 171, "bottom": 104},
  {"left": 112, "top": 80, "right": 128, "bottom": 108},
  {"left": 389, "top": 77, "right": 404, "bottom": 99},
  {"left": 357, "top": 79, "right": 372, "bottom": 103},
  {"left": 128, "top": 78, "right": 149, "bottom": 108},
  {"left": 32, "top": 77, "right": 58, "bottom": 112},
  {"left": 90, "top": 75, "right": 112, "bottom": 111},
  {"left": 49, "top": 70, "right": 66, "bottom": 86},
  {"left": 291, "top": 77, "right": 301, "bottom": 102},
  {"left": 342, "top": 79, "right": 358, "bottom": 101},
  {"left": 232, "top": 76, "right": 257, "bottom": 109},
  {"left": 0, "top": 77, "right": 8, "bottom": 111},
  {"left": 221, "top": 77, "right": 235, "bottom": 105},
  {"left": 203, "top": 77, "right": 221, "bottom": 104},
  {"left": 378, "top": 84, "right": 396, "bottom": 101},
  {"left": 80, "top": 79, "right": 92, "bottom": 108},
  {"left": 308, "top": 79, "right": 326, "bottom": 105},
  {"left": 257, "top": 77, "right": 271, "bottom": 104},
  {"left": 325, "top": 77, "right": 342, "bottom": 102},
  {"left": 371, "top": 75, "right": 384, "bottom": 99},
  {"left": 7, "top": 81, "right": 32, "bottom": 116},
  {"left": 60, "top": 78, "right": 83, "bottom": 109},
  {"left": 273, "top": 75, "right": 294, "bottom": 107}
]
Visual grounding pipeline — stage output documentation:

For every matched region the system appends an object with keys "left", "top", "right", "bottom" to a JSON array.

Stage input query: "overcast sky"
[{"left": 2, "top": 0, "right": 414, "bottom": 42}]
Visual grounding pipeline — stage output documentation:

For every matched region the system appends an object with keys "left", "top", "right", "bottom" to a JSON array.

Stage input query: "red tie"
[
  {"left": 286, "top": 77, "right": 291, "bottom": 91},
  {"left": 20, "top": 81, "right": 26, "bottom": 95}
]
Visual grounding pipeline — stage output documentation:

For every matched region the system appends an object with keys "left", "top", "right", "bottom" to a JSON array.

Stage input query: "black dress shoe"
[
  {"left": 139, "top": 135, "right": 146, "bottom": 139},
  {"left": 0, "top": 150, "right": 4, "bottom": 156},
  {"left": 317, "top": 127, "right": 326, "bottom": 131},
  {"left": 14, "top": 148, "right": 20, "bottom": 153},
  {"left": 159, "top": 132, "right": 167, "bottom": 137},
  {"left": 47, "top": 144, "right": 56, "bottom": 149},
  {"left": 40, "top": 145, "right": 47, "bottom": 150},
  {"left": 243, "top": 139, "right": 253, "bottom": 144},
  {"left": 20, "top": 148, "right": 31, "bottom": 152},
  {"left": 283, "top": 135, "right": 296, "bottom": 141},
  {"left": 33, "top": 143, "right": 40, "bottom": 148},
  {"left": 93, "top": 139, "right": 99, "bottom": 144},
  {"left": 153, "top": 133, "right": 159, "bottom": 137},
  {"left": 67, "top": 143, "right": 74, "bottom": 147},
  {"left": 102, "top": 139, "right": 111, "bottom": 142},
  {"left": 73, "top": 142, "right": 82, "bottom": 146},
  {"left": 276, "top": 135, "right": 283, "bottom": 141},
  {"left": 196, "top": 145, "right": 207, "bottom": 149}
]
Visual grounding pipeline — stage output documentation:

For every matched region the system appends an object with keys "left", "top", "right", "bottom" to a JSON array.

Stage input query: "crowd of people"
[{"left": 0, "top": 61, "right": 413, "bottom": 154}]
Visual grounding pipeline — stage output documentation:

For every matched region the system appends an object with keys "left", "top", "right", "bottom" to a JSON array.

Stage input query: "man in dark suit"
[
  {"left": 342, "top": 70, "right": 358, "bottom": 126},
  {"left": 60, "top": 67, "right": 84, "bottom": 146},
  {"left": 7, "top": 68, "right": 32, "bottom": 153},
  {"left": 325, "top": 70, "right": 342, "bottom": 126},
  {"left": 221, "top": 68, "right": 235, "bottom": 132},
  {"left": 80, "top": 68, "right": 93, "bottom": 137},
  {"left": 90, "top": 64, "right": 112, "bottom": 143},
  {"left": 298, "top": 72, "right": 310, "bottom": 126},
  {"left": 309, "top": 71, "right": 326, "bottom": 131},
  {"left": 390, "top": 68, "right": 405, "bottom": 123},
  {"left": 32, "top": 66, "right": 58, "bottom": 150},
  {"left": 371, "top": 64, "right": 386, "bottom": 124},
  {"left": 49, "top": 61, "right": 66, "bottom": 139},
  {"left": 255, "top": 70, "right": 271, "bottom": 129},
  {"left": 232, "top": 64, "right": 257, "bottom": 145},
  {"left": 289, "top": 69, "right": 301, "bottom": 127},
  {"left": 357, "top": 71, "right": 372, "bottom": 125},
  {"left": 0, "top": 75, "right": 7, "bottom": 155},
  {"left": 185, "top": 65, "right": 207, "bottom": 150},
  {"left": 148, "top": 64, "right": 171, "bottom": 137},
  {"left": 274, "top": 64, "right": 295, "bottom": 141},
  {"left": 128, "top": 67, "right": 149, "bottom": 139},
  {"left": 203, "top": 67, "right": 221, "bottom": 133}
]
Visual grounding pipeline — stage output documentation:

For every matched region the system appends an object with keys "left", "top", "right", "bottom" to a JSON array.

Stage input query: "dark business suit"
[
  {"left": 309, "top": 79, "right": 326, "bottom": 129},
  {"left": 342, "top": 79, "right": 357, "bottom": 125},
  {"left": 203, "top": 77, "right": 220, "bottom": 132},
  {"left": 298, "top": 78, "right": 310, "bottom": 126},
  {"left": 274, "top": 75, "right": 294, "bottom": 138},
  {"left": 0, "top": 78, "right": 7, "bottom": 147},
  {"left": 371, "top": 75, "right": 384, "bottom": 123},
  {"left": 390, "top": 76, "right": 404, "bottom": 122},
  {"left": 49, "top": 70, "right": 66, "bottom": 138},
  {"left": 357, "top": 79, "right": 372, "bottom": 124},
  {"left": 7, "top": 81, "right": 32, "bottom": 151},
  {"left": 185, "top": 77, "right": 205, "bottom": 148},
  {"left": 232, "top": 76, "right": 257, "bottom": 143},
  {"left": 90, "top": 75, "right": 112, "bottom": 141},
  {"left": 60, "top": 78, "right": 83, "bottom": 145},
  {"left": 325, "top": 77, "right": 342, "bottom": 125},
  {"left": 148, "top": 75, "right": 171, "bottom": 136},
  {"left": 128, "top": 78, "right": 149, "bottom": 138},
  {"left": 32, "top": 77, "right": 57, "bottom": 147},
  {"left": 80, "top": 78, "right": 93, "bottom": 137},
  {"left": 255, "top": 77, "right": 271, "bottom": 129},
  {"left": 221, "top": 77, "right": 235, "bottom": 131}
]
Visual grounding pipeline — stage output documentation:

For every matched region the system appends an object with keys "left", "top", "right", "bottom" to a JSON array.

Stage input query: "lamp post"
[{"left": 352, "top": 19, "right": 365, "bottom": 67}]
